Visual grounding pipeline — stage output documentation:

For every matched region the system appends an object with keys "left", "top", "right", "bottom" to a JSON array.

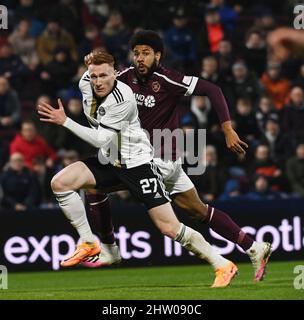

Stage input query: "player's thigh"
[{"left": 51, "top": 161, "right": 96, "bottom": 191}]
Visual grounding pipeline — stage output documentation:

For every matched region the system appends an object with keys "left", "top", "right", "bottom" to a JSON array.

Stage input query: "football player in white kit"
[{"left": 38, "top": 50, "right": 238, "bottom": 288}]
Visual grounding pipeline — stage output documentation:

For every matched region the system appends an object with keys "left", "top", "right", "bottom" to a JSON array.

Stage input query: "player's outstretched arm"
[
  {"left": 193, "top": 79, "right": 248, "bottom": 154},
  {"left": 38, "top": 99, "right": 116, "bottom": 148}
]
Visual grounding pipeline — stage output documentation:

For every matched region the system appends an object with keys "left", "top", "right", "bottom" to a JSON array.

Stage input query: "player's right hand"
[{"left": 84, "top": 52, "right": 94, "bottom": 67}]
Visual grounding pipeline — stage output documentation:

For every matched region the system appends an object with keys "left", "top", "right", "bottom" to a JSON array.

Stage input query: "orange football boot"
[
  {"left": 60, "top": 242, "right": 101, "bottom": 267},
  {"left": 211, "top": 261, "right": 238, "bottom": 288}
]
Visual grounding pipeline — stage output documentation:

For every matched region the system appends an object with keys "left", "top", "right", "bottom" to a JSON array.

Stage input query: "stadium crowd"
[{"left": 1, "top": 0, "right": 304, "bottom": 210}]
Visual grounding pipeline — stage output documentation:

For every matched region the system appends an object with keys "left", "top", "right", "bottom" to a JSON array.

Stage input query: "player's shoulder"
[
  {"left": 117, "top": 66, "right": 135, "bottom": 78},
  {"left": 112, "top": 80, "right": 134, "bottom": 103},
  {"left": 153, "top": 65, "right": 185, "bottom": 83},
  {"left": 153, "top": 65, "right": 198, "bottom": 90},
  {"left": 79, "top": 70, "right": 91, "bottom": 89}
]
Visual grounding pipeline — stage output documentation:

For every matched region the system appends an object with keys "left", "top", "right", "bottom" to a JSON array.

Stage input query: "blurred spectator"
[
  {"left": 191, "top": 145, "right": 228, "bottom": 202},
  {"left": 0, "top": 152, "right": 41, "bottom": 210},
  {"left": 50, "top": 0, "right": 82, "bottom": 41},
  {"left": 200, "top": 56, "right": 221, "bottom": 83},
  {"left": 234, "top": 97, "right": 259, "bottom": 143},
  {"left": 82, "top": 0, "right": 110, "bottom": 26},
  {"left": 10, "top": 120, "right": 57, "bottom": 170},
  {"left": 242, "top": 29, "right": 267, "bottom": 77},
  {"left": 61, "top": 149, "right": 79, "bottom": 168},
  {"left": 65, "top": 97, "right": 95, "bottom": 156},
  {"left": 210, "top": 0, "right": 238, "bottom": 33},
  {"left": 293, "top": 63, "right": 304, "bottom": 88},
  {"left": 260, "top": 62, "right": 290, "bottom": 110},
  {"left": 255, "top": 95, "right": 279, "bottom": 133},
  {"left": 198, "top": 6, "right": 226, "bottom": 56},
  {"left": 248, "top": 144, "right": 284, "bottom": 191},
  {"left": 286, "top": 144, "right": 304, "bottom": 197},
  {"left": 226, "top": 60, "right": 261, "bottom": 107},
  {"left": 78, "top": 24, "right": 104, "bottom": 60},
  {"left": 252, "top": 10, "right": 276, "bottom": 37},
  {"left": 0, "top": 76, "right": 20, "bottom": 129},
  {"left": 282, "top": 86, "right": 304, "bottom": 146},
  {"left": 41, "top": 46, "right": 78, "bottom": 99},
  {"left": 32, "top": 157, "right": 54, "bottom": 204},
  {"left": 8, "top": 18, "right": 39, "bottom": 70},
  {"left": 267, "top": 27, "right": 304, "bottom": 63},
  {"left": 245, "top": 174, "right": 282, "bottom": 200},
  {"left": 214, "top": 38, "right": 234, "bottom": 76},
  {"left": 218, "top": 178, "right": 242, "bottom": 201},
  {"left": 164, "top": 9, "right": 197, "bottom": 73},
  {"left": 259, "top": 119, "right": 291, "bottom": 166},
  {"left": 36, "top": 18, "right": 78, "bottom": 65},
  {"left": 190, "top": 96, "right": 213, "bottom": 129},
  {"left": 29, "top": 94, "right": 67, "bottom": 151},
  {"left": 102, "top": 10, "right": 131, "bottom": 67},
  {"left": 0, "top": 42, "right": 28, "bottom": 90}
]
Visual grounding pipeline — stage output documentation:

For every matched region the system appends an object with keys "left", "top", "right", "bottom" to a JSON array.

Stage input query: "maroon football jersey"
[{"left": 118, "top": 65, "right": 199, "bottom": 159}]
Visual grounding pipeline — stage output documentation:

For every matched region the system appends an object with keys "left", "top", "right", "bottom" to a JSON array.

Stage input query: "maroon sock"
[
  {"left": 86, "top": 192, "right": 115, "bottom": 244},
  {"left": 203, "top": 206, "right": 254, "bottom": 251}
]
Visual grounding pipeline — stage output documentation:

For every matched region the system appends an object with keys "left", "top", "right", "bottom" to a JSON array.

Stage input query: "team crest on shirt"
[
  {"left": 152, "top": 81, "right": 160, "bottom": 92},
  {"left": 98, "top": 106, "right": 106, "bottom": 116}
]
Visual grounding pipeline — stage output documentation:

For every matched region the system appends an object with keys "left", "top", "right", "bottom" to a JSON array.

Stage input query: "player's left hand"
[
  {"left": 224, "top": 129, "right": 248, "bottom": 155},
  {"left": 38, "top": 98, "right": 67, "bottom": 126}
]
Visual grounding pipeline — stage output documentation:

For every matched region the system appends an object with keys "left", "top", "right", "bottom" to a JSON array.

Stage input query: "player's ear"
[{"left": 155, "top": 52, "right": 161, "bottom": 63}]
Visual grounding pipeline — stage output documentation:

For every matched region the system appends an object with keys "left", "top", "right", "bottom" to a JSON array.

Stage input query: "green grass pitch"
[{"left": 1, "top": 261, "right": 303, "bottom": 300}]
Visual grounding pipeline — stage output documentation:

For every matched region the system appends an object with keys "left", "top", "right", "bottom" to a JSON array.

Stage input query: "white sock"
[
  {"left": 174, "top": 223, "right": 229, "bottom": 269},
  {"left": 54, "top": 190, "right": 95, "bottom": 243}
]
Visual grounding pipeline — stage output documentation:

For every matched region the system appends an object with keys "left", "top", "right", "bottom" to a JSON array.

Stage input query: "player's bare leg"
[
  {"left": 51, "top": 161, "right": 101, "bottom": 267},
  {"left": 148, "top": 202, "right": 238, "bottom": 288},
  {"left": 173, "top": 188, "right": 272, "bottom": 281}
]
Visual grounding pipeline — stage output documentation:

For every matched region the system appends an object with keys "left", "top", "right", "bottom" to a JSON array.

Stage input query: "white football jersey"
[{"left": 79, "top": 75, "right": 153, "bottom": 168}]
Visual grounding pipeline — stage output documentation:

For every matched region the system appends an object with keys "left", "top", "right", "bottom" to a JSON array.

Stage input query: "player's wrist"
[{"left": 221, "top": 121, "right": 233, "bottom": 134}]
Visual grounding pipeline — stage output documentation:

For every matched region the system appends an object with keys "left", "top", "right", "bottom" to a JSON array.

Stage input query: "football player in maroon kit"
[{"left": 81, "top": 30, "right": 271, "bottom": 282}]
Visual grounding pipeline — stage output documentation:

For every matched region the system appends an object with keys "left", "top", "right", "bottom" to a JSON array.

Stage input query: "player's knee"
[
  {"left": 158, "top": 224, "right": 178, "bottom": 239},
  {"left": 186, "top": 201, "right": 208, "bottom": 220},
  {"left": 51, "top": 175, "right": 69, "bottom": 192}
]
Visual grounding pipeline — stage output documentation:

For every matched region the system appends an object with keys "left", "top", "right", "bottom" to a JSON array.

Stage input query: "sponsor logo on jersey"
[
  {"left": 152, "top": 81, "right": 161, "bottom": 92},
  {"left": 134, "top": 93, "right": 156, "bottom": 108},
  {"left": 144, "top": 95, "right": 156, "bottom": 108}
]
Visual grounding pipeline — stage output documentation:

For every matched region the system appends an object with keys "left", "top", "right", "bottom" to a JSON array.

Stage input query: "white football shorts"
[{"left": 153, "top": 158, "right": 194, "bottom": 195}]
